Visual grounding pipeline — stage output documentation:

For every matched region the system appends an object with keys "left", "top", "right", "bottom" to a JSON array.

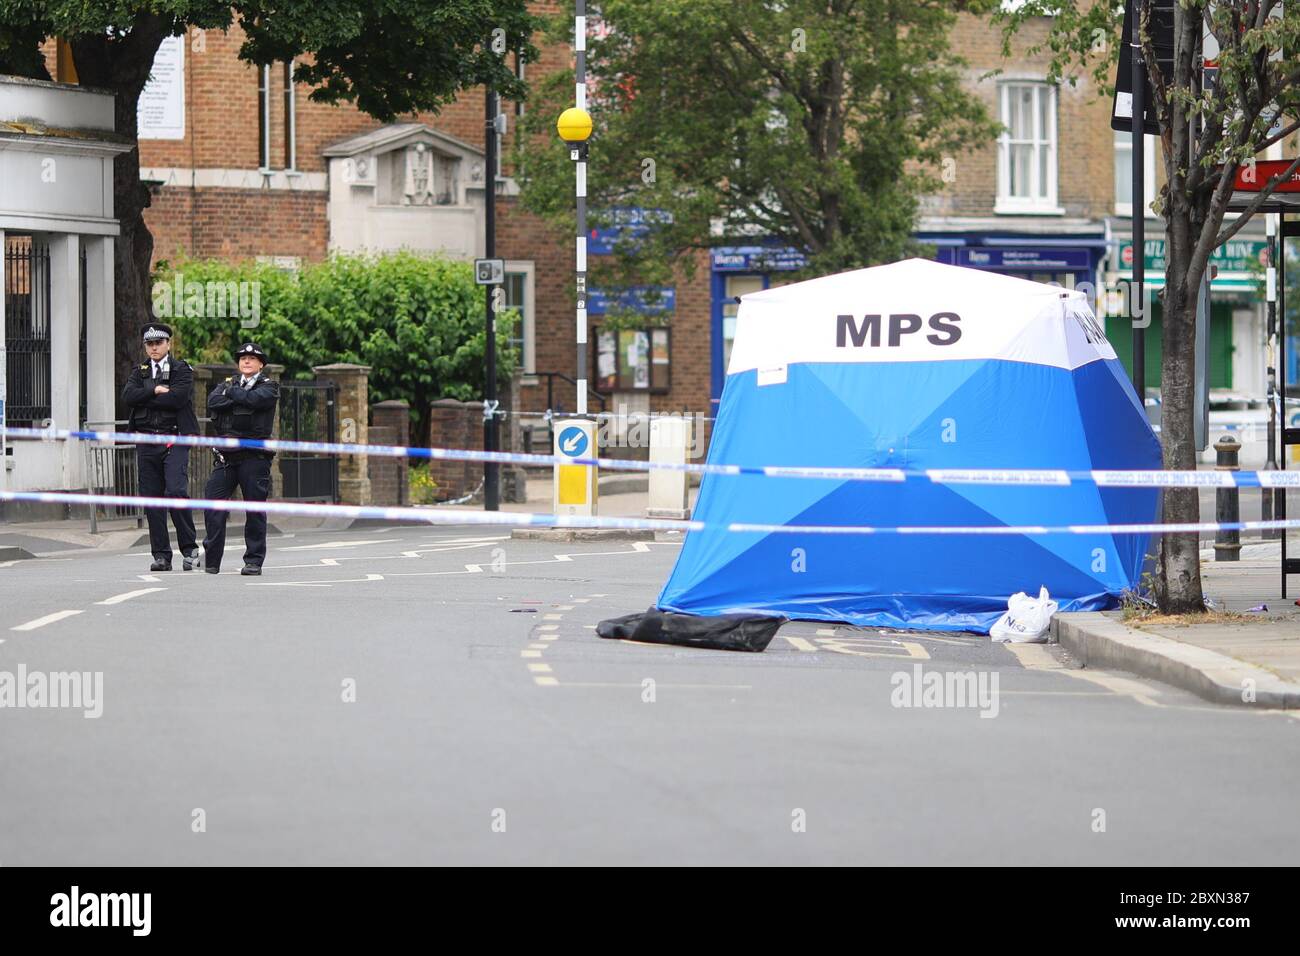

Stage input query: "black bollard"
[{"left": 1214, "top": 435, "right": 1241, "bottom": 562}]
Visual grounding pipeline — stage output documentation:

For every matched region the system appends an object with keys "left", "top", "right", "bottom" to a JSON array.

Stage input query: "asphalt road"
[{"left": 2, "top": 522, "right": 1298, "bottom": 865}]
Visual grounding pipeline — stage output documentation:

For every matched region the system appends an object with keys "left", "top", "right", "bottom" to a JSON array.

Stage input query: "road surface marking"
[
  {"left": 279, "top": 539, "right": 392, "bottom": 551},
  {"left": 521, "top": 649, "right": 542, "bottom": 658},
  {"left": 249, "top": 574, "right": 385, "bottom": 587},
  {"left": 561, "top": 681, "right": 753, "bottom": 690},
  {"left": 555, "top": 604, "right": 575, "bottom": 610},
  {"left": 537, "top": 624, "right": 559, "bottom": 631},
  {"left": 815, "top": 636, "right": 930, "bottom": 660},
  {"left": 1051, "top": 667, "right": 1163, "bottom": 707},
  {"left": 543, "top": 613, "right": 562, "bottom": 621},
  {"left": 400, "top": 542, "right": 503, "bottom": 556},
  {"left": 527, "top": 663, "right": 552, "bottom": 673},
  {"left": 534, "top": 676, "right": 559, "bottom": 686},
  {"left": 780, "top": 636, "right": 819, "bottom": 652},
  {"left": 96, "top": 587, "right": 167, "bottom": 606},
  {"left": 540, "top": 635, "right": 558, "bottom": 642},
  {"left": 1005, "top": 643, "right": 1062, "bottom": 670},
  {"left": 11, "top": 609, "right": 83, "bottom": 631},
  {"left": 815, "top": 628, "right": 836, "bottom": 636},
  {"left": 528, "top": 643, "right": 549, "bottom": 650},
  {"left": 1001, "top": 642, "right": 1166, "bottom": 706},
  {"left": 573, "top": 598, "right": 591, "bottom": 603},
  {"left": 138, "top": 574, "right": 161, "bottom": 583}
]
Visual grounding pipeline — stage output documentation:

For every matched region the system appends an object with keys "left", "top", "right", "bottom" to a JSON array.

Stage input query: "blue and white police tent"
[{"left": 656, "top": 258, "right": 1162, "bottom": 633}]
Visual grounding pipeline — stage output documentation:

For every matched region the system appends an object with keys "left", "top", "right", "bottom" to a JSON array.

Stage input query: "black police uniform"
[
  {"left": 201, "top": 351, "right": 279, "bottom": 574},
  {"left": 120, "top": 329, "right": 200, "bottom": 570}
]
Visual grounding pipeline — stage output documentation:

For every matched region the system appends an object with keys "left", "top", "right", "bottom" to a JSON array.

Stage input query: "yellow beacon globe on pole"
[{"left": 557, "top": 107, "right": 593, "bottom": 143}]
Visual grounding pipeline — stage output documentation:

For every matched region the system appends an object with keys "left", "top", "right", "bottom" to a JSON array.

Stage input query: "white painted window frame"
[
  {"left": 504, "top": 260, "right": 536, "bottom": 376},
  {"left": 1114, "top": 131, "right": 1157, "bottom": 216},
  {"left": 996, "top": 81, "right": 1062, "bottom": 215}
]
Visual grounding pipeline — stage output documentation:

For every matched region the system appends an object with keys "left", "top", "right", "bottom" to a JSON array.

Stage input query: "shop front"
[
  {"left": 709, "top": 245, "right": 807, "bottom": 403},
  {"left": 1107, "top": 236, "right": 1269, "bottom": 398},
  {"left": 919, "top": 232, "right": 1108, "bottom": 304}
]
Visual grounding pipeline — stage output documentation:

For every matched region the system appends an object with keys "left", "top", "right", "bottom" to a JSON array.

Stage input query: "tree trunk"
[
  {"left": 1154, "top": 259, "right": 1205, "bottom": 613},
  {"left": 109, "top": 94, "right": 157, "bottom": 408},
  {"left": 69, "top": 20, "right": 169, "bottom": 407}
]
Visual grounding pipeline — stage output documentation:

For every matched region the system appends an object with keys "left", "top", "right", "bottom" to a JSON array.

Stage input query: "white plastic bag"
[{"left": 989, "top": 586, "right": 1058, "bottom": 643}]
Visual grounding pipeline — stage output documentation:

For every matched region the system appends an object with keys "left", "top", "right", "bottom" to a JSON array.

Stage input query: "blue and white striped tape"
[
  {"left": 5, "top": 425, "right": 1300, "bottom": 489},
  {"left": 2, "top": 488, "right": 1299, "bottom": 538}
]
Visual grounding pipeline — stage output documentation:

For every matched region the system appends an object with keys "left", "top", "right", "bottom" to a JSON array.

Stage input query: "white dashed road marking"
[
  {"left": 96, "top": 587, "right": 168, "bottom": 606},
  {"left": 249, "top": 574, "right": 385, "bottom": 587},
  {"left": 279, "top": 539, "right": 393, "bottom": 552},
  {"left": 11, "top": 610, "right": 84, "bottom": 632}
]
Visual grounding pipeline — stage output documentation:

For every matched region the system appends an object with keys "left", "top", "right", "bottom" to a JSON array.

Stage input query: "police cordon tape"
[
  {"left": 3, "top": 488, "right": 1300, "bottom": 537},
  {"left": 5, "top": 425, "right": 1300, "bottom": 489}
]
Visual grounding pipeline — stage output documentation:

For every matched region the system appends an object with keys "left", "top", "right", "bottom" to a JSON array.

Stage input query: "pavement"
[
  {"left": 1054, "top": 541, "right": 1300, "bottom": 709},
  {"left": 2, "top": 505, "right": 1300, "bottom": 864}
]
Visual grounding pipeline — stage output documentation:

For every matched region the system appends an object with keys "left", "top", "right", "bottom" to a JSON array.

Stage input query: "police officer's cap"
[
  {"left": 142, "top": 323, "right": 172, "bottom": 341},
  {"left": 236, "top": 342, "right": 268, "bottom": 363}
]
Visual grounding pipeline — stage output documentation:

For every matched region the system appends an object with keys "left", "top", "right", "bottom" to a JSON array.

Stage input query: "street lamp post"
[
  {"left": 559, "top": 1, "right": 593, "bottom": 417},
  {"left": 484, "top": 84, "right": 500, "bottom": 511}
]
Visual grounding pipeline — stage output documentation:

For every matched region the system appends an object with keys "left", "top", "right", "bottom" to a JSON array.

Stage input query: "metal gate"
[
  {"left": 278, "top": 381, "right": 339, "bottom": 502},
  {"left": 4, "top": 235, "right": 51, "bottom": 428}
]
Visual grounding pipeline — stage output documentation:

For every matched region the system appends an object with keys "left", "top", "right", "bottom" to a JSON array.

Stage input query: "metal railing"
[
  {"left": 83, "top": 420, "right": 143, "bottom": 533},
  {"left": 84, "top": 419, "right": 214, "bottom": 532}
]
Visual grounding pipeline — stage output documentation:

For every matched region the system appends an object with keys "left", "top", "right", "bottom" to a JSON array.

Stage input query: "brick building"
[
  {"left": 924, "top": 14, "right": 1277, "bottom": 411},
  {"left": 41, "top": 8, "right": 1282, "bottom": 454}
]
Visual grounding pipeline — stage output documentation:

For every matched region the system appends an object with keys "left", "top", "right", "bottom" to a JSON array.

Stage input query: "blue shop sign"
[
  {"left": 956, "top": 247, "right": 1092, "bottom": 271},
  {"left": 588, "top": 286, "right": 676, "bottom": 315},
  {"left": 711, "top": 245, "right": 808, "bottom": 272},
  {"left": 588, "top": 207, "right": 673, "bottom": 255}
]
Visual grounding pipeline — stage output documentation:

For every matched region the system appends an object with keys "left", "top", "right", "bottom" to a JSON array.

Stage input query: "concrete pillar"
[
  {"left": 82, "top": 236, "right": 114, "bottom": 429},
  {"left": 312, "top": 362, "right": 371, "bottom": 504},
  {"left": 48, "top": 233, "right": 81, "bottom": 488}
]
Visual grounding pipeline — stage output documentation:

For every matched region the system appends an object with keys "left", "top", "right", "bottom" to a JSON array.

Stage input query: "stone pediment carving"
[{"left": 324, "top": 123, "right": 485, "bottom": 206}]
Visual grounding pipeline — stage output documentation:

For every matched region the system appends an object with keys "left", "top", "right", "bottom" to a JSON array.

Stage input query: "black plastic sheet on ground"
[{"left": 596, "top": 607, "right": 786, "bottom": 653}]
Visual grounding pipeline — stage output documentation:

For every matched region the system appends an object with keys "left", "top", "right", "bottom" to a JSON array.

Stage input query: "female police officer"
[
  {"left": 199, "top": 342, "right": 280, "bottom": 575},
  {"left": 120, "top": 323, "right": 200, "bottom": 572}
]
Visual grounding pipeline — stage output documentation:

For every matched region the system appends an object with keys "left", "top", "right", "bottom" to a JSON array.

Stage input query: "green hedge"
[{"left": 151, "top": 251, "right": 518, "bottom": 442}]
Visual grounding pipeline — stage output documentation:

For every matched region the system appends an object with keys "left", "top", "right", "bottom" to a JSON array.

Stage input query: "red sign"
[{"left": 1232, "top": 159, "right": 1300, "bottom": 192}]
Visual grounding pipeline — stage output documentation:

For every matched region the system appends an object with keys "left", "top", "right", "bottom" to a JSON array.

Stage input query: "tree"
[
  {"left": 515, "top": 0, "right": 999, "bottom": 296},
  {"left": 997, "top": 0, "right": 1300, "bottom": 613},
  {"left": 0, "top": 0, "right": 536, "bottom": 391},
  {"left": 153, "top": 251, "right": 519, "bottom": 444}
]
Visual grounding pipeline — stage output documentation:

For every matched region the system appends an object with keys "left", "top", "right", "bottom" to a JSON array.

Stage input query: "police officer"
[
  {"left": 200, "top": 343, "right": 280, "bottom": 576},
  {"left": 120, "top": 323, "right": 200, "bottom": 572}
]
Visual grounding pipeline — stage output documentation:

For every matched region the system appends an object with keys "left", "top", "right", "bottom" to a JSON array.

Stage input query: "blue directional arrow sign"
[{"left": 558, "top": 425, "right": 589, "bottom": 458}]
